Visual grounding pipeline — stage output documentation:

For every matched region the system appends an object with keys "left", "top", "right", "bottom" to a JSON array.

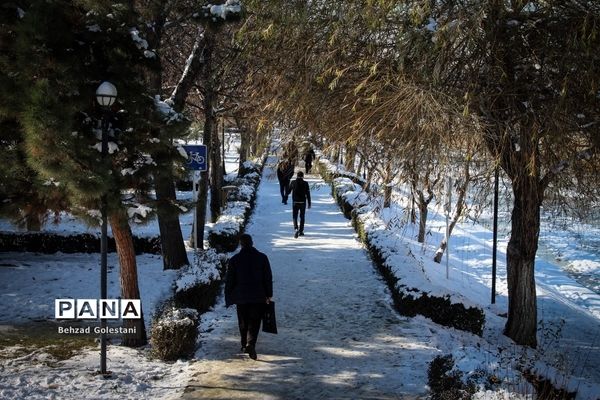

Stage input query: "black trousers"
[
  {"left": 292, "top": 202, "right": 306, "bottom": 232},
  {"left": 236, "top": 303, "right": 264, "bottom": 348},
  {"left": 278, "top": 179, "right": 290, "bottom": 202},
  {"left": 305, "top": 160, "right": 313, "bottom": 173}
]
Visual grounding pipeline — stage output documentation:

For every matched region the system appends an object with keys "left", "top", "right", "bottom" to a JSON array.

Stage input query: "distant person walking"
[
  {"left": 288, "top": 171, "right": 311, "bottom": 238},
  {"left": 225, "top": 234, "right": 273, "bottom": 360},
  {"left": 276, "top": 159, "right": 294, "bottom": 204},
  {"left": 303, "top": 147, "right": 316, "bottom": 174},
  {"left": 283, "top": 141, "right": 299, "bottom": 167}
]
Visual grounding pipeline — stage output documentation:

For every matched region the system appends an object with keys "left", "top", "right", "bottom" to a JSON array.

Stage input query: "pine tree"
[
  {"left": 6, "top": 0, "right": 189, "bottom": 346},
  {"left": 0, "top": 2, "right": 70, "bottom": 230}
]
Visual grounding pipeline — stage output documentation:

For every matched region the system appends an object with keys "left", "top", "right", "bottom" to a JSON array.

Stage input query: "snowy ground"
[
  {"left": 0, "top": 134, "right": 243, "bottom": 400},
  {"left": 0, "top": 345, "right": 193, "bottom": 400},
  {"left": 183, "top": 159, "right": 440, "bottom": 399},
  {"left": 1, "top": 142, "right": 599, "bottom": 399},
  {"left": 184, "top": 158, "right": 600, "bottom": 399},
  {"left": 379, "top": 180, "right": 600, "bottom": 391},
  {"left": 0, "top": 253, "right": 174, "bottom": 325}
]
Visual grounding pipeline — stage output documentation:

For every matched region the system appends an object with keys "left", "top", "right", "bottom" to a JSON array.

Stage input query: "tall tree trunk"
[
  {"left": 222, "top": 119, "right": 227, "bottom": 174},
  {"left": 365, "top": 164, "right": 374, "bottom": 193},
  {"left": 250, "top": 127, "right": 259, "bottom": 157},
  {"left": 155, "top": 171, "right": 189, "bottom": 269},
  {"left": 416, "top": 185, "right": 436, "bottom": 244},
  {"left": 110, "top": 212, "right": 147, "bottom": 347},
  {"left": 201, "top": 27, "right": 222, "bottom": 223},
  {"left": 357, "top": 153, "right": 364, "bottom": 178},
  {"left": 128, "top": 2, "right": 188, "bottom": 270},
  {"left": 344, "top": 143, "right": 357, "bottom": 172},
  {"left": 333, "top": 146, "right": 341, "bottom": 165},
  {"left": 237, "top": 121, "right": 249, "bottom": 170},
  {"left": 504, "top": 176, "right": 542, "bottom": 348},
  {"left": 191, "top": 25, "right": 216, "bottom": 245},
  {"left": 383, "top": 162, "right": 393, "bottom": 208},
  {"left": 193, "top": 170, "right": 209, "bottom": 250},
  {"left": 210, "top": 116, "right": 223, "bottom": 222},
  {"left": 410, "top": 194, "right": 417, "bottom": 224},
  {"left": 417, "top": 191, "right": 429, "bottom": 243}
]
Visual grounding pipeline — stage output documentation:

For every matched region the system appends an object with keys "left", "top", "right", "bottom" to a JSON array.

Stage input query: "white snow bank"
[{"left": 0, "top": 345, "right": 192, "bottom": 400}]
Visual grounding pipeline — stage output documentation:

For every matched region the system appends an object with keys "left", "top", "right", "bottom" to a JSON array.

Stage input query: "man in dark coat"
[
  {"left": 225, "top": 234, "right": 273, "bottom": 360},
  {"left": 303, "top": 147, "right": 316, "bottom": 174},
  {"left": 276, "top": 159, "right": 294, "bottom": 204},
  {"left": 288, "top": 171, "right": 311, "bottom": 238}
]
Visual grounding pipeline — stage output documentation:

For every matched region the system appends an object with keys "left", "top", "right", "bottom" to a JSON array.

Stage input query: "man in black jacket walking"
[
  {"left": 288, "top": 171, "right": 311, "bottom": 238},
  {"left": 225, "top": 234, "right": 273, "bottom": 360},
  {"left": 303, "top": 147, "right": 316, "bottom": 174}
]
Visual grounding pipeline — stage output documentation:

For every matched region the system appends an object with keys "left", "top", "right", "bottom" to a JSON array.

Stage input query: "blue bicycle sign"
[{"left": 181, "top": 145, "right": 207, "bottom": 171}]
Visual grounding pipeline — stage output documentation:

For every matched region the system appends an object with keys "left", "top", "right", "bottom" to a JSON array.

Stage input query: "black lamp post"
[{"left": 95, "top": 81, "right": 117, "bottom": 375}]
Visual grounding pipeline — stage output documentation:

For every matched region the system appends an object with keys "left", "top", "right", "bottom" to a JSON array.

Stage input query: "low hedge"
[
  {"left": 319, "top": 160, "right": 486, "bottom": 336},
  {"left": 173, "top": 249, "right": 227, "bottom": 312},
  {"left": 208, "top": 159, "right": 265, "bottom": 253},
  {"left": 0, "top": 232, "right": 161, "bottom": 255}
]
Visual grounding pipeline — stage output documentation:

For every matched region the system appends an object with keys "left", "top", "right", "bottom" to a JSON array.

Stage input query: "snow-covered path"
[{"left": 183, "top": 160, "right": 440, "bottom": 399}]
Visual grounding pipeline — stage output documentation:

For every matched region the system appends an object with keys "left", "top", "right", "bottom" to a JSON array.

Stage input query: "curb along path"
[{"left": 183, "top": 158, "right": 439, "bottom": 399}]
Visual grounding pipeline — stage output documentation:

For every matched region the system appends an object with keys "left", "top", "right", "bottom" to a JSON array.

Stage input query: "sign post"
[{"left": 182, "top": 145, "right": 207, "bottom": 251}]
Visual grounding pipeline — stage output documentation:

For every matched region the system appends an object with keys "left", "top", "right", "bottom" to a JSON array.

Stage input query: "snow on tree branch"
[
  {"left": 130, "top": 28, "right": 156, "bottom": 58},
  {"left": 154, "top": 96, "right": 185, "bottom": 124},
  {"left": 196, "top": 0, "right": 243, "bottom": 22}
]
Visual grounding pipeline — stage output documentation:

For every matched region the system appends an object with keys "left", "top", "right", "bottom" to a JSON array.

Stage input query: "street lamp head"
[{"left": 96, "top": 81, "right": 117, "bottom": 107}]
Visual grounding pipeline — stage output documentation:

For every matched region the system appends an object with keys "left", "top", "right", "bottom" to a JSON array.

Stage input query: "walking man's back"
[
  {"left": 225, "top": 234, "right": 273, "bottom": 360},
  {"left": 288, "top": 171, "right": 311, "bottom": 238}
]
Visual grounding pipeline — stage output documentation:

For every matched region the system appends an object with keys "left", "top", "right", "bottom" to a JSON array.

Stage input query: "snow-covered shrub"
[
  {"left": 208, "top": 159, "right": 264, "bottom": 253},
  {"left": 150, "top": 306, "right": 199, "bottom": 361},
  {"left": 327, "top": 176, "right": 486, "bottom": 336},
  {"left": 331, "top": 178, "right": 368, "bottom": 218},
  {"left": 428, "top": 355, "right": 474, "bottom": 400},
  {"left": 317, "top": 158, "right": 371, "bottom": 190},
  {"left": 208, "top": 201, "right": 252, "bottom": 252},
  {"left": 238, "top": 160, "right": 261, "bottom": 179},
  {"left": 230, "top": 183, "right": 254, "bottom": 202},
  {"left": 174, "top": 249, "right": 226, "bottom": 311}
]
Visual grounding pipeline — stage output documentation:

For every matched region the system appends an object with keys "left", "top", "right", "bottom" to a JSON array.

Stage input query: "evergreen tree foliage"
[
  {"left": 7, "top": 0, "right": 188, "bottom": 226},
  {"left": 2, "top": 0, "right": 191, "bottom": 346},
  {"left": 0, "top": 1, "right": 70, "bottom": 230}
]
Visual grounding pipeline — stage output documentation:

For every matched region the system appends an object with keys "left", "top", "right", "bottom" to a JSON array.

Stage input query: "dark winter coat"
[
  {"left": 277, "top": 163, "right": 294, "bottom": 183},
  {"left": 225, "top": 247, "right": 273, "bottom": 307},
  {"left": 304, "top": 148, "right": 315, "bottom": 163},
  {"left": 288, "top": 178, "right": 311, "bottom": 206}
]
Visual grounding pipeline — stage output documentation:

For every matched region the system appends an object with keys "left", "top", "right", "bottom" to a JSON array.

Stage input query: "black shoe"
[
  {"left": 294, "top": 230, "right": 299, "bottom": 239},
  {"left": 298, "top": 231, "right": 304, "bottom": 236},
  {"left": 247, "top": 346, "right": 257, "bottom": 360},
  {"left": 241, "top": 346, "right": 247, "bottom": 353}
]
